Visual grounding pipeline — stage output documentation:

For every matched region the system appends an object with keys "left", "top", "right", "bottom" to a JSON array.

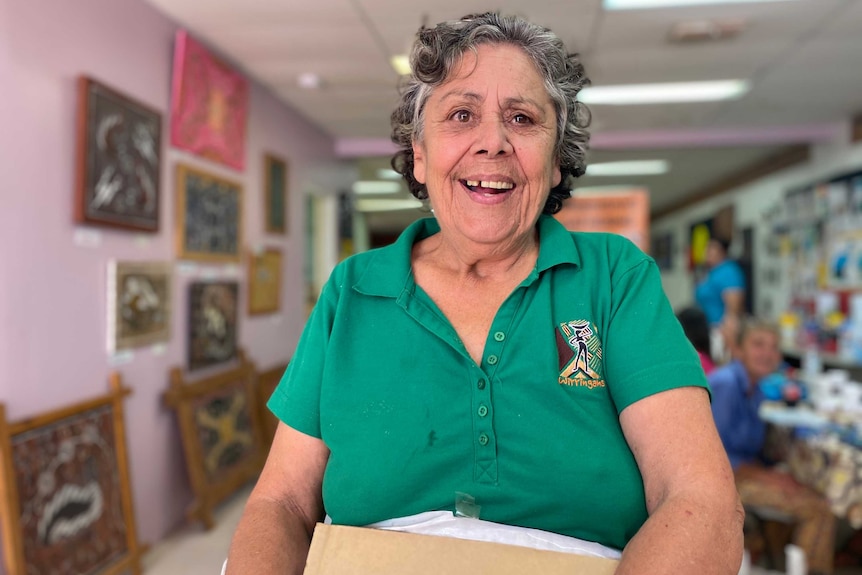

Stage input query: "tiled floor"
[{"left": 143, "top": 485, "right": 250, "bottom": 575}]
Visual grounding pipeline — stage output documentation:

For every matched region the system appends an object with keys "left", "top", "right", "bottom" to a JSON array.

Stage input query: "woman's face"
[
  {"left": 412, "top": 43, "right": 561, "bottom": 247},
  {"left": 705, "top": 240, "right": 726, "bottom": 267}
]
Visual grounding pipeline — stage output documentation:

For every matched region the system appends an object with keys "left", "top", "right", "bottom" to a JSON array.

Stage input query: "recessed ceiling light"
[
  {"left": 578, "top": 80, "right": 749, "bottom": 105},
  {"left": 355, "top": 198, "right": 423, "bottom": 212},
  {"left": 390, "top": 55, "right": 411, "bottom": 76},
  {"left": 586, "top": 160, "right": 670, "bottom": 176},
  {"left": 352, "top": 181, "right": 402, "bottom": 195},
  {"left": 605, "top": 0, "right": 800, "bottom": 9}
]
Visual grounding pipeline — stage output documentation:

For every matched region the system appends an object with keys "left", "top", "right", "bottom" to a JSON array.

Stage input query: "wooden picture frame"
[
  {"left": 107, "top": 261, "right": 171, "bottom": 352},
  {"left": 176, "top": 163, "right": 243, "bottom": 263},
  {"left": 75, "top": 76, "right": 161, "bottom": 232},
  {"left": 164, "top": 349, "right": 266, "bottom": 529},
  {"left": 264, "top": 154, "right": 288, "bottom": 234},
  {"left": 0, "top": 375, "right": 144, "bottom": 575},
  {"left": 170, "top": 30, "right": 249, "bottom": 171},
  {"left": 188, "top": 281, "right": 239, "bottom": 371},
  {"left": 248, "top": 248, "right": 282, "bottom": 315},
  {"left": 256, "top": 362, "right": 287, "bottom": 449}
]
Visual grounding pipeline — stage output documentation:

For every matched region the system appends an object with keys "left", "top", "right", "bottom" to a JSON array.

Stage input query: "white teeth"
[{"left": 465, "top": 180, "right": 514, "bottom": 190}]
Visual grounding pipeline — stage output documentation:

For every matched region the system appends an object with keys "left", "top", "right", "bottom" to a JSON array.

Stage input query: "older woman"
[{"left": 227, "top": 13, "right": 743, "bottom": 575}]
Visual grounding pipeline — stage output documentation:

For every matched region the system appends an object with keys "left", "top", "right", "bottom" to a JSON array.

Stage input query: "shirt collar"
[{"left": 353, "top": 214, "right": 581, "bottom": 297}]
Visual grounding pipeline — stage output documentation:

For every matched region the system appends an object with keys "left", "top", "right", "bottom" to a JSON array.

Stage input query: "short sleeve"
[
  {"left": 602, "top": 253, "right": 710, "bottom": 412},
  {"left": 716, "top": 262, "right": 745, "bottom": 291},
  {"left": 267, "top": 276, "right": 339, "bottom": 438}
]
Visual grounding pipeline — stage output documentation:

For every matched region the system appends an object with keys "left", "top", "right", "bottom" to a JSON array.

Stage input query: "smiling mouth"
[{"left": 461, "top": 180, "right": 515, "bottom": 195}]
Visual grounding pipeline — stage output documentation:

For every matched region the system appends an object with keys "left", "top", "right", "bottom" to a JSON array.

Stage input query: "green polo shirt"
[{"left": 269, "top": 215, "right": 707, "bottom": 550}]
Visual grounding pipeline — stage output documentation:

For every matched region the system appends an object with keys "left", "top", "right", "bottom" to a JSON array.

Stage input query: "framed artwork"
[
  {"left": 256, "top": 362, "right": 287, "bottom": 448},
  {"left": 264, "top": 154, "right": 288, "bottom": 234},
  {"left": 107, "top": 261, "right": 171, "bottom": 352},
  {"left": 163, "top": 350, "right": 266, "bottom": 529},
  {"left": 176, "top": 164, "right": 242, "bottom": 263},
  {"left": 248, "top": 248, "right": 282, "bottom": 315},
  {"left": 0, "top": 375, "right": 144, "bottom": 575},
  {"left": 75, "top": 76, "right": 161, "bottom": 232},
  {"left": 170, "top": 30, "right": 249, "bottom": 171},
  {"left": 688, "top": 217, "right": 714, "bottom": 270},
  {"left": 188, "top": 281, "right": 239, "bottom": 371}
]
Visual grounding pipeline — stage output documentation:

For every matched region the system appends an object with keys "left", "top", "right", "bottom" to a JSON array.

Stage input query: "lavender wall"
[{"left": 0, "top": 0, "right": 336, "bottom": 551}]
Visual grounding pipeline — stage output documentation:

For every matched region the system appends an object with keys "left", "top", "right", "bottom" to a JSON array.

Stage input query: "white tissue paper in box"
[{"left": 365, "top": 511, "right": 622, "bottom": 560}]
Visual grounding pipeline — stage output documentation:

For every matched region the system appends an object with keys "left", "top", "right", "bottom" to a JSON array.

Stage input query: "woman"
[
  {"left": 695, "top": 237, "right": 746, "bottom": 361},
  {"left": 227, "top": 13, "right": 742, "bottom": 575}
]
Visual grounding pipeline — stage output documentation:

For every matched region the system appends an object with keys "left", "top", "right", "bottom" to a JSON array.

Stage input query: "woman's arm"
[
  {"left": 226, "top": 422, "right": 329, "bottom": 575},
  {"left": 722, "top": 289, "right": 744, "bottom": 320},
  {"left": 615, "top": 386, "right": 744, "bottom": 575}
]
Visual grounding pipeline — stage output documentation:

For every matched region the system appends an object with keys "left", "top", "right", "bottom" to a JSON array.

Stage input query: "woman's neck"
[{"left": 417, "top": 227, "right": 539, "bottom": 281}]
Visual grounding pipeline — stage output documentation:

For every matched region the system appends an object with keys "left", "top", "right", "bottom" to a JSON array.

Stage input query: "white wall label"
[{"left": 73, "top": 228, "right": 102, "bottom": 248}]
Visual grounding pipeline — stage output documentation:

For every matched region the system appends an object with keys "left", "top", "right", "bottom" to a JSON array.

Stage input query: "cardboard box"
[{"left": 304, "top": 523, "right": 619, "bottom": 575}]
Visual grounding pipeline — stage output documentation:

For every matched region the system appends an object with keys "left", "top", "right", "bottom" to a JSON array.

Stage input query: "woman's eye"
[
  {"left": 513, "top": 114, "right": 533, "bottom": 125},
  {"left": 452, "top": 110, "right": 471, "bottom": 122}
]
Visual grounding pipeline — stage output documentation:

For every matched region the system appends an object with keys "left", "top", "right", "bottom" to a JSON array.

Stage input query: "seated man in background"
[{"left": 709, "top": 318, "right": 836, "bottom": 575}]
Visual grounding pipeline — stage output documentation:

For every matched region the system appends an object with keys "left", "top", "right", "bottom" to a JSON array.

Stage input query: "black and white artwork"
[{"left": 75, "top": 77, "right": 161, "bottom": 231}]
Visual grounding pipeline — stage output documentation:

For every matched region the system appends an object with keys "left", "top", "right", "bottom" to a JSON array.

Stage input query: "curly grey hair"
[{"left": 390, "top": 12, "right": 591, "bottom": 215}]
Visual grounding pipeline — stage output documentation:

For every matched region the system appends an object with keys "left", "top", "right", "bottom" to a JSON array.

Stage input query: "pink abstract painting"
[{"left": 170, "top": 30, "right": 249, "bottom": 171}]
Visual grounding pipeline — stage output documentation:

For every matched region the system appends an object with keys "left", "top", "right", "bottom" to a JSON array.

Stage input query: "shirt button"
[
  {"left": 478, "top": 433, "right": 489, "bottom": 446},
  {"left": 478, "top": 405, "right": 488, "bottom": 417},
  {"left": 477, "top": 379, "right": 486, "bottom": 390},
  {"left": 494, "top": 331, "right": 505, "bottom": 342},
  {"left": 487, "top": 355, "right": 498, "bottom": 365}
]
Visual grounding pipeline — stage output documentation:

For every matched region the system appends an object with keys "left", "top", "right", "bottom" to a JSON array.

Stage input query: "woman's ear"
[
  {"left": 412, "top": 140, "right": 427, "bottom": 185},
  {"left": 552, "top": 159, "right": 561, "bottom": 187}
]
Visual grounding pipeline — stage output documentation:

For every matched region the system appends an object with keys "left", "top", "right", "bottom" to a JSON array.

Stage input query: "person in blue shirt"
[
  {"left": 695, "top": 238, "right": 745, "bottom": 363},
  {"left": 709, "top": 318, "right": 835, "bottom": 574}
]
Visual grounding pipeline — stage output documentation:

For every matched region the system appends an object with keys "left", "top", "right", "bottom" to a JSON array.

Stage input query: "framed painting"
[
  {"left": 170, "top": 30, "right": 249, "bottom": 171},
  {"left": 107, "top": 261, "right": 171, "bottom": 352},
  {"left": 188, "top": 281, "right": 239, "bottom": 371},
  {"left": 164, "top": 350, "right": 266, "bottom": 529},
  {"left": 75, "top": 76, "right": 161, "bottom": 232},
  {"left": 176, "top": 164, "right": 242, "bottom": 263},
  {"left": 0, "top": 375, "right": 144, "bottom": 575},
  {"left": 256, "top": 362, "right": 287, "bottom": 449},
  {"left": 248, "top": 248, "right": 282, "bottom": 315},
  {"left": 264, "top": 154, "right": 288, "bottom": 234}
]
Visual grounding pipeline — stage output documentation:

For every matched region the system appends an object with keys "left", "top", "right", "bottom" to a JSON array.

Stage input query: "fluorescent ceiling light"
[
  {"left": 355, "top": 198, "right": 423, "bottom": 212},
  {"left": 605, "top": 0, "right": 800, "bottom": 9},
  {"left": 352, "top": 181, "right": 402, "bottom": 195},
  {"left": 377, "top": 168, "right": 402, "bottom": 180},
  {"left": 390, "top": 55, "right": 411, "bottom": 76},
  {"left": 586, "top": 160, "right": 669, "bottom": 176},
  {"left": 579, "top": 80, "right": 749, "bottom": 105}
]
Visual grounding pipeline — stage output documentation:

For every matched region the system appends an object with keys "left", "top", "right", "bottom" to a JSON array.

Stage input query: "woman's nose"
[{"left": 473, "top": 119, "right": 514, "bottom": 157}]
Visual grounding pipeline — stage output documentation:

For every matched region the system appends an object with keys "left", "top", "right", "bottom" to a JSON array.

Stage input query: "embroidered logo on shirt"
[{"left": 556, "top": 320, "right": 606, "bottom": 388}]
